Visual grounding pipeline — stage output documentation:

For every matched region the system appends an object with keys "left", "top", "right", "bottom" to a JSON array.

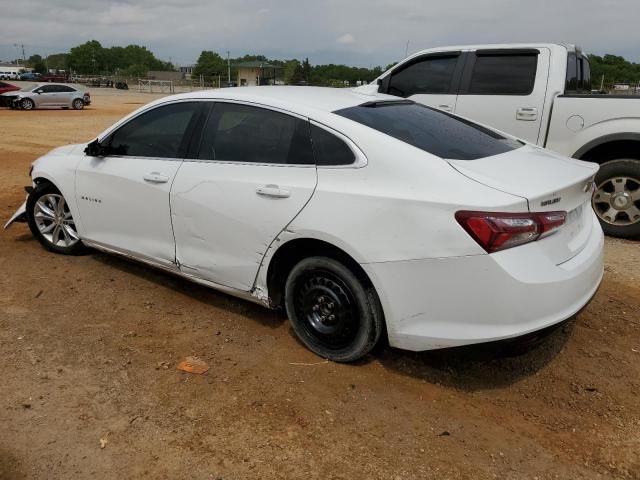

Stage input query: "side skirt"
[{"left": 81, "top": 238, "right": 270, "bottom": 308}]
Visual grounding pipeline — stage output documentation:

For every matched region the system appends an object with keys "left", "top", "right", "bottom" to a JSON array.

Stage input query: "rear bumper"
[{"left": 362, "top": 213, "right": 604, "bottom": 351}]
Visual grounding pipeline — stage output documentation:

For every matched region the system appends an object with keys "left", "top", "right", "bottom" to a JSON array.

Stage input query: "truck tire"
[{"left": 592, "top": 159, "right": 640, "bottom": 238}]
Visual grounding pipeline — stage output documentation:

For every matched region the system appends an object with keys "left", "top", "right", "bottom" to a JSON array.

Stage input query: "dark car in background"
[{"left": 20, "top": 72, "right": 42, "bottom": 81}]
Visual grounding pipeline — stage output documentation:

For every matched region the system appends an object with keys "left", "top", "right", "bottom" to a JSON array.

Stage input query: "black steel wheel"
[{"left": 284, "top": 256, "right": 383, "bottom": 362}]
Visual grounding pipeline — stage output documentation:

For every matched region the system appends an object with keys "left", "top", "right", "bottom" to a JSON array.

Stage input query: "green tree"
[
  {"left": 193, "top": 50, "right": 226, "bottom": 78},
  {"left": 289, "top": 61, "right": 305, "bottom": 84},
  {"left": 68, "top": 40, "right": 105, "bottom": 74}
]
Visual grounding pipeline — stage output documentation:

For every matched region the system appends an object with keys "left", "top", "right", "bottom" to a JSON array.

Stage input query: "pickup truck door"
[
  {"left": 381, "top": 52, "right": 464, "bottom": 113},
  {"left": 453, "top": 48, "right": 551, "bottom": 144}
]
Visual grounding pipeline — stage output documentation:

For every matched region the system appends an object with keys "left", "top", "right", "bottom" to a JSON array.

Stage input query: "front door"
[
  {"left": 382, "top": 52, "right": 464, "bottom": 113},
  {"left": 75, "top": 101, "right": 203, "bottom": 266},
  {"left": 453, "top": 48, "right": 550, "bottom": 144},
  {"left": 171, "top": 101, "right": 318, "bottom": 291}
]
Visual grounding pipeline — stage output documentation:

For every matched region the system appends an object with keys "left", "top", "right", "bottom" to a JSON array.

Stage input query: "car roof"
[{"left": 159, "top": 86, "right": 390, "bottom": 118}]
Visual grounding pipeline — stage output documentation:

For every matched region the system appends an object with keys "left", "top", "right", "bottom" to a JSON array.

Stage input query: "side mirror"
[
  {"left": 35, "top": 89, "right": 43, "bottom": 94},
  {"left": 84, "top": 139, "right": 109, "bottom": 157}
]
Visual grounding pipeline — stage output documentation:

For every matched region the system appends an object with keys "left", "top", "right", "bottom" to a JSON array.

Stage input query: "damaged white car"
[{"left": 5, "top": 87, "right": 604, "bottom": 362}]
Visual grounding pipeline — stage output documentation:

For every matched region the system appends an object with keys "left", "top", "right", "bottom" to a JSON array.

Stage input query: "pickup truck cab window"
[
  {"left": 386, "top": 54, "right": 460, "bottom": 97},
  {"left": 464, "top": 51, "right": 538, "bottom": 95}
]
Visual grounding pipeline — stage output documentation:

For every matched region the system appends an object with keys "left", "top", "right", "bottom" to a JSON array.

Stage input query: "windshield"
[
  {"left": 21, "top": 84, "right": 38, "bottom": 92},
  {"left": 334, "top": 101, "right": 523, "bottom": 160}
]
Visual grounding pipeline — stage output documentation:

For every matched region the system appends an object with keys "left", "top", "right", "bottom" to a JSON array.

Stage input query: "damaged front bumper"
[{"left": 4, "top": 200, "right": 27, "bottom": 230}]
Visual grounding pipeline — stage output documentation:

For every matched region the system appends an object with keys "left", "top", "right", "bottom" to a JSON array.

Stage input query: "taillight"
[{"left": 455, "top": 211, "right": 567, "bottom": 253}]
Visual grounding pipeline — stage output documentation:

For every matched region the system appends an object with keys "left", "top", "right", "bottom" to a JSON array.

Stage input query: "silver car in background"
[{"left": 2, "top": 83, "right": 91, "bottom": 110}]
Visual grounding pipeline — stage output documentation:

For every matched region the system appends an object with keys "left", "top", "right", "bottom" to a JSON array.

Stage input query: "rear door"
[
  {"left": 171, "top": 101, "right": 318, "bottom": 291},
  {"left": 381, "top": 52, "right": 464, "bottom": 113},
  {"left": 454, "top": 48, "right": 550, "bottom": 144}
]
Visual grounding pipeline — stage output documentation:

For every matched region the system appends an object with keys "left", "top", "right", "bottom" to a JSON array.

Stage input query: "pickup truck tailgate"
[{"left": 448, "top": 145, "right": 598, "bottom": 264}]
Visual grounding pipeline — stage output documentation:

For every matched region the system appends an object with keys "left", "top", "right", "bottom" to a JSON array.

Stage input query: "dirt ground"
[{"left": 0, "top": 86, "right": 639, "bottom": 480}]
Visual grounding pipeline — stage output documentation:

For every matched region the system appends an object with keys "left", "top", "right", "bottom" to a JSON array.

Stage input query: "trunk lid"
[{"left": 448, "top": 145, "right": 598, "bottom": 264}]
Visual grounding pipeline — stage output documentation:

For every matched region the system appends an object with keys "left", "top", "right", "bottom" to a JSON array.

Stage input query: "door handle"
[
  {"left": 256, "top": 184, "right": 291, "bottom": 198},
  {"left": 437, "top": 104, "right": 453, "bottom": 112},
  {"left": 516, "top": 107, "right": 538, "bottom": 121},
  {"left": 143, "top": 172, "right": 170, "bottom": 184}
]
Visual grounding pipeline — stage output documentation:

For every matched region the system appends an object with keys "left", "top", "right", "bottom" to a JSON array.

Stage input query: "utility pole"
[
  {"left": 227, "top": 51, "right": 231, "bottom": 83},
  {"left": 405, "top": 40, "right": 410, "bottom": 58},
  {"left": 13, "top": 43, "right": 24, "bottom": 66}
]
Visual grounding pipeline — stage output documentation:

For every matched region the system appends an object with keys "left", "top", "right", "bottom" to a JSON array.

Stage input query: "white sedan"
[{"left": 4, "top": 87, "right": 604, "bottom": 362}]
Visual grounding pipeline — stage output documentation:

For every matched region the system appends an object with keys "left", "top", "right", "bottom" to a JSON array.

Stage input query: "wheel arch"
[
  {"left": 573, "top": 133, "right": 640, "bottom": 164},
  {"left": 264, "top": 237, "right": 377, "bottom": 310}
]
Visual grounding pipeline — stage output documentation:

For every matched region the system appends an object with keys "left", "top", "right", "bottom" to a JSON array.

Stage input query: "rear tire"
[
  {"left": 284, "top": 256, "right": 383, "bottom": 362},
  {"left": 592, "top": 159, "right": 640, "bottom": 238},
  {"left": 26, "top": 183, "right": 85, "bottom": 255}
]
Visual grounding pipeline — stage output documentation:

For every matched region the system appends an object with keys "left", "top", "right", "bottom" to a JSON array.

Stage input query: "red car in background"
[
  {"left": 41, "top": 73, "right": 67, "bottom": 83},
  {"left": 0, "top": 81, "right": 20, "bottom": 106},
  {"left": 0, "top": 81, "right": 19, "bottom": 95}
]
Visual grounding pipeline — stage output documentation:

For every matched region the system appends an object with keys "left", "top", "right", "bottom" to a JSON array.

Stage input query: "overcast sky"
[{"left": 2, "top": 0, "right": 639, "bottom": 67}]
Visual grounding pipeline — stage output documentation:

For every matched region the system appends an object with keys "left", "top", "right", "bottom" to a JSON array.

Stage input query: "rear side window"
[
  {"left": 56, "top": 85, "right": 76, "bottom": 92},
  {"left": 310, "top": 125, "right": 355, "bottom": 166},
  {"left": 467, "top": 53, "right": 538, "bottom": 95},
  {"left": 387, "top": 55, "right": 458, "bottom": 97},
  {"left": 335, "top": 101, "right": 522, "bottom": 160},
  {"left": 198, "top": 103, "right": 314, "bottom": 165},
  {"left": 566, "top": 52, "right": 592, "bottom": 93},
  {"left": 108, "top": 102, "right": 200, "bottom": 158}
]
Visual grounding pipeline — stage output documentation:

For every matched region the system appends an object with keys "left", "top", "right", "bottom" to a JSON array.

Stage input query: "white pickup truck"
[{"left": 366, "top": 43, "right": 640, "bottom": 238}]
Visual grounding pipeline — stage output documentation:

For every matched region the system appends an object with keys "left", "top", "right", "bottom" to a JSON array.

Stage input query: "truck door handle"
[
  {"left": 256, "top": 185, "right": 291, "bottom": 198},
  {"left": 516, "top": 107, "right": 538, "bottom": 121},
  {"left": 143, "top": 172, "right": 170, "bottom": 184},
  {"left": 437, "top": 104, "right": 453, "bottom": 112}
]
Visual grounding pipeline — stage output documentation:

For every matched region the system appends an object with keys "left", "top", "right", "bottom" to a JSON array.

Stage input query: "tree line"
[
  {"left": 589, "top": 54, "right": 640, "bottom": 87},
  {"left": 14, "top": 40, "right": 640, "bottom": 88}
]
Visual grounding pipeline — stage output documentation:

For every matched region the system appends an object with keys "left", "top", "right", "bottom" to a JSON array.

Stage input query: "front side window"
[
  {"left": 197, "top": 103, "right": 314, "bottom": 165},
  {"left": 108, "top": 102, "right": 200, "bottom": 158},
  {"left": 387, "top": 55, "right": 458, "bottom": 97},
  {"left": 56, "top": 85, "right": 76, "bottom": 93},
  {"left": 335, "top": 101, "right": 522, "bottom": 161},
  {"left": 467, "top": 53, "right": 538, "bottom": 95}
]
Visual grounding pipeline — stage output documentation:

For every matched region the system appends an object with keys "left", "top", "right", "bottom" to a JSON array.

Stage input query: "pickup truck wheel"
[{"left": 592, "top": 159, "right": 640, "bottom": 238}]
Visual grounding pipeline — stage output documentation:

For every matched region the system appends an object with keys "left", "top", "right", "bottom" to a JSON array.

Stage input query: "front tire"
[
  {"left": 284, "top": 257, "right": 383, "bottom": 362},
  {"left": 21, "top": 98, "right": 35, "bottom": 110},
  {"left": 592, "top": 159, "right": 640, "bottom": 238},
  {"left": 26, "top": 183, "right": 84, "bottom": 255},
  {"left": 72, "top": 98, "right": 84, "bottom": 110}
]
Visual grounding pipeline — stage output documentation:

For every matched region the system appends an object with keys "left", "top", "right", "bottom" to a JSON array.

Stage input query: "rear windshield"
[{"left": 334, "top": 101, "right": 523, "bottom": 160}]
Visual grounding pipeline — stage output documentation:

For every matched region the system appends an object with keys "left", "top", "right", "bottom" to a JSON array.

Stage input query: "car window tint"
[
  {"left": 335, "top": 101, "right": 522, "bottom": 161},
  {"left": 387, "top": 56, "right": 458, "bottom": 97},
  {"left": 198, "top": 103, "right": 314, "bottom": 164},
  {"left": 468, "top": 54, "right": 537, "bottom": 95},
  {"left": 310, "top": 125, "right": 355, "bottom": 165},
  {"left": 40, "top": 85, "right": 56, "bottom": 93},
  {"left": 109, "top": 102, "right": 200, "bottom": 158},
  {"left": 56, "top": 85, "right": 75, "bottom": 92}
]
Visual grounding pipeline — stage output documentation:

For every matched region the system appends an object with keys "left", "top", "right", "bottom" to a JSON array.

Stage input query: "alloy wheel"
[
  {"left": 33, "top": 194, "right": 80, "bottom": 248},
  {"left": 592, "top": 176, "right": 640, "bottom": 226}
]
